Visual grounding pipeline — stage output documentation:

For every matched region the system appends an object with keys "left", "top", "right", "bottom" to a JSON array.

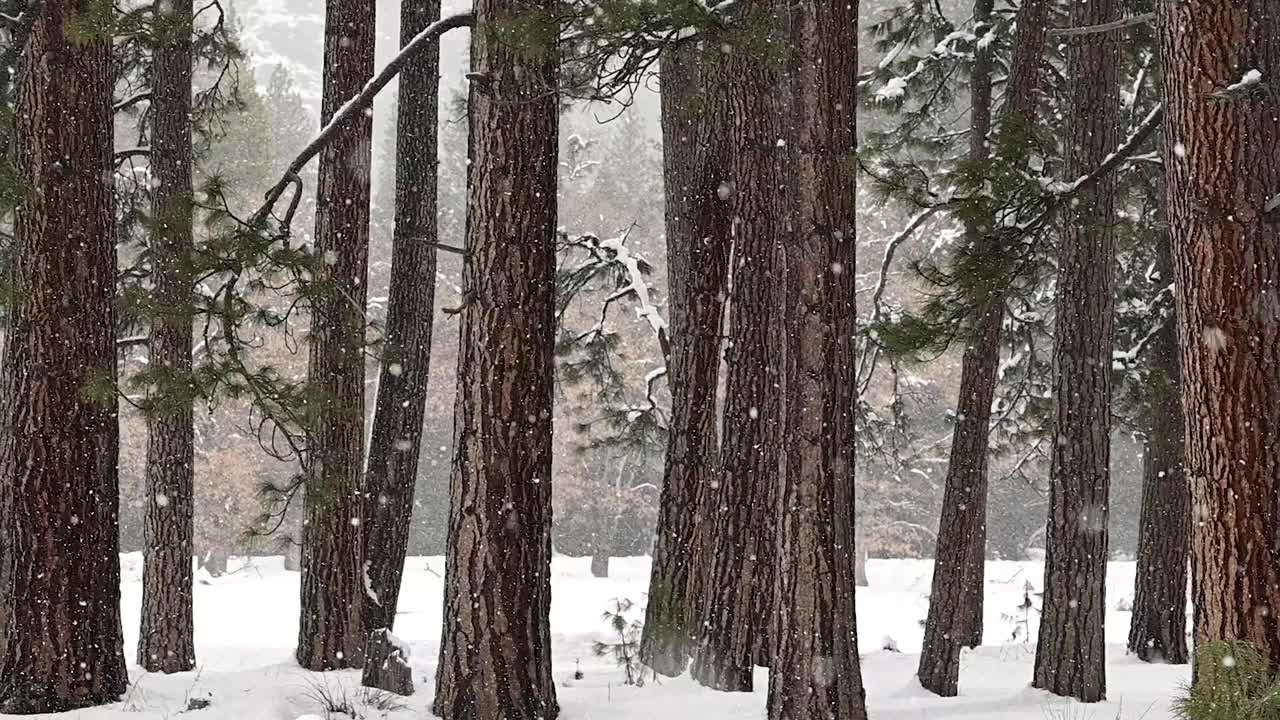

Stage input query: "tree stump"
[
  {"left": 362, "top": 629, "right": 414, "bottom": 696},
  {"left": 591, "top": 551, "right": 610, "bottom": 578}
]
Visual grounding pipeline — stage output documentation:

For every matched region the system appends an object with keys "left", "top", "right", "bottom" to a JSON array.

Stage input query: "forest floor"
[{"left": 4, "top": 556, "right": 1187, "bottom": 719}]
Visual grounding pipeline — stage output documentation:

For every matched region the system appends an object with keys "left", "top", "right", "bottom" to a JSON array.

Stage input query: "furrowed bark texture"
[
  {"left": 766, "top": 1, "right": 866, "bottom": 718},
  {"left": 362, "top": 0, "right": 442, "bottom": 636},
  {"left": 1159, "top": 0, "right": 1280, "bottom": 668},
  {"left": 139, "top": 0, "right": 197, "bottom": 675},
  {"left": 691, "top": 0, "right": 789, "bottom": 692},
  {"left": 0, "top": 0, "right": 129, "bottom": 711},
  {"left": 296, "top": 0, "right": 376, "bottom": 671},
  {"left": 641, "top": 45, "right": 732, "bottom": 678},
  {"left": 917, "top": 0, "right": 1050, "bottom": 697},
  {"left": 431, "top": 2, "right": 560, "bottom": 717},
  {"left": 1033, "top": 0, "right": 1122, "bottom": 702}
]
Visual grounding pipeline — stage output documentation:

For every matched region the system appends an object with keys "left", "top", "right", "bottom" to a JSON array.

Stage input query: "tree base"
[{"left": 362, "top": 629, "right": 414, "bottom": 696}]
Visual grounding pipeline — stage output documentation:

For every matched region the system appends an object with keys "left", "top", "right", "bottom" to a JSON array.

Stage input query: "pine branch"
[{"left": 113, "top": 91, "right": 152, "bottom": 113}]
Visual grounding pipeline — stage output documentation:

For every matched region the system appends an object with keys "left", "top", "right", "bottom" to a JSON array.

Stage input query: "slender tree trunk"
[
  {"left": 1159, "top": 0, "right": 1280, "bottom": 669},
  {"left": 690, "top": 0, "right": 788, "bottom": 692},
  {"left": 296, "top": 0, "right": 376, "bottom": 671},
  {"left": 767, "top": 1, "right": 865, "bottom": 718},
  {"left": 0, "top": 1, "right": 128, "bottom": 710},
  {"left": 917, "top": 0, "right": 1049, "bottom": 697},
  {"left": 362, "top": 0, "right": 441, "bottom": 637},
  {"left": 641, "top": 46, "right": 731, "bottom": 678},
  {"left": 138, "top": 0, "right": 197, "bottom": 675},
  {"left": 1127, "top": 234, "right": 1188, "bottom": 665},
  {"left": 431, "top": 1, "right": 560, "bottom": 716},
  {"left": 1032, "top": 0, "right": 1121, "bottom": 702}
]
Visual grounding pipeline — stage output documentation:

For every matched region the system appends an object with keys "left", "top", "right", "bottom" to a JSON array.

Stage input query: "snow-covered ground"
[{"left": 4, "top": 556, "right": 1188, "bottom": 719}]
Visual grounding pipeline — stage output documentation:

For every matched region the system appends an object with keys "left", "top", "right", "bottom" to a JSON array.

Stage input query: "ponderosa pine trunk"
[
  {"left": 766, "top": 1, "right": 865, "bottom": 718},
  {"left": 1159, "top": 0, "right": 1280, "bottom": 669},
  {"left": 641, "top": 46, "right": 732, "bottom": 678},
  {"left": 296, "top": 0, "right": 375, "bottom": 671},
  {"left": 362, "top": 0, "right": 441, "bottom": 637},
  {"left": 1032, "top": 0, "right": 1122, "bottom": 702},
  {"left": 690, "top": 0, "right": 789, "bottom": 692},
  {"left": 431, "top": 1, "right": 560, "bottom": 716},
  {"left": 138, "top": 0, "right": 197, "bottom": 675},
  {"left": 917, "top": 0, "right": 1050, "bottom": 697},
  {"left": 0, "top": 0, "right": 129, "bottom": 710}
]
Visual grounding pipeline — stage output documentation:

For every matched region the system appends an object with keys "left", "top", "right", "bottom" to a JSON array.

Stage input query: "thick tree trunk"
[
  {"left": 917, "top": 0, "right": 1049, "bottom": 698},
  {"left": 766, "top": 1, "right": 865, "bottom": 718},
  {"left": 1159, "top": 0, "right": 1280, "bottom": 669},
  {"left": 590, "top": 551, "right": 610, "bottom": 578},
  {"left": 690, "top": 0, "right": 788, "bottom": 692},
  {"left": 362, "top": 0, "right": 441, "bottom": 637},
  {"left": 1127, "top": 236, "right": 1188, "bottom": 665},
  {"left": 138, "top": 0, "right": 197, "bottom": 675},
  {"left": 1032, "top": 0, "right": 1121, "bottom": 702},
  {"left": 641, "top": 46, "right": 731, "bottom": 678},
  {"left": 430, "top": 1, "right": 560, "bottom": 716},
  {"left": 296, "top": 0, "right": 376, "bottom": 671},
  {"left": 0, "top": 1, "right": 129, "bottom": 710}
]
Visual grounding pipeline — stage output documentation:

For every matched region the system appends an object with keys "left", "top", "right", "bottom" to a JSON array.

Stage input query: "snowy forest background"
[{"left": 110, "top": 0, "right": 1144, "bottom": 570}]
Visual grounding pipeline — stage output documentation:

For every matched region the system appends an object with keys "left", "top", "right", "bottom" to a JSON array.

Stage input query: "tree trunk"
[
  {"left": 1159, "top": 0, "right": 1280, "bottom": 669},
  {"left": 855, "top": 520, "right": 870, "bottom": 587},
  {"left": 1032, "top": 0, "right": 1121, "bottom": 702},
  {"left": 591, "top": 551, "right": 610, "bottom": 578},
  {"left": 690, "top": 0, "right": 788, "bottom": 693},
  {"left": 430, "top": 0, "right": 560, "bottom": 716},
  {"left": 0, "top": 1, "right": 129, "bottom": 710},
  {"left": 362, "top": 0, "right": 441, "bottom": 637},
  {"left": 138, "top": 0, "right": 197, "bottom": 675},
  {"left": 296, "top": 0, "right": 376, "bottom": 671},
  {"left": 1127, "top": 235, "right": 1188, "bottom": 665},
  {"left": 766, "top": 2, "right": 865, "bottom": 718},
  {"left": 917, "top": 0, "right": 1049, "bottom": 698},
  {"left": 641, "top": 46, "right": 731, "bottom": 678}
]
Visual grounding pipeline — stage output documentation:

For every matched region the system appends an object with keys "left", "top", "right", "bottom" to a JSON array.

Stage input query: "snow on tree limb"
[{"left": 251, "top": 11, "right": 474, "bottom": 228}]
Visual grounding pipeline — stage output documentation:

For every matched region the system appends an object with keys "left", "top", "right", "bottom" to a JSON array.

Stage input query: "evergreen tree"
[
  {"left": 1160, "top": 0, "right": 1280, "bottom": 669},
  {"left": 0, "top": 0, "right": 129, "bottom": 710},
  {"left": 640, "top": 44, "right": 732, "bottom": 678},
  {"left": 138, "top": 0, "right": 197, "bottom": 674},
  {"left": 296, "top": 0, "right": 377, "bottom": 671},
  {"left": 1033, "top": 0, "right": 1123, "bottom": 700},
  {"left": 362, "top": 0, "right": 441, "bottom": 637},
  {"left": 767, "top": 0, "right": 865, "bottom": 716},
  {"left": 432, "top": 0, "right": 561, "bottom": 715},
  {"left": 691, "top": 0, "right": 789, "bottom": 690}
]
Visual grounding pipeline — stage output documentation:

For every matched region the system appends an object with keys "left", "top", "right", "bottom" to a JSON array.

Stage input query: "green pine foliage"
[{"left": 1176, "top": 641, "right": 1280, "bottom": 720}]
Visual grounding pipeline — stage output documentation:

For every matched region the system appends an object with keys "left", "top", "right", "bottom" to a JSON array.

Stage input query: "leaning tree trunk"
[
  {"left": 1159, "top": 0, "right": 1280, "bottom": 669},
  {"left": 917, "top": 0, "right": 1050, "bottom": 698},
  {"left": 641, "top": 46, "right": 732, "bottom": 678},
  {"left": 296, "top": 0, "right": 376, "bottom": 671},
  {"left": 362, "top": 0, "right": 441, "bottom": 637},
  {"left": 0, "top": 1, "right": 129, "bottom": 711},
  {"left": 690, "top": 0, "right": 789, "bottom": 692},
  {"left": 767, "top": 1, "right": 866, "bottom": 718},
  {"left": 1032, "top": 0, "right": 1121, "bottom": 702},
  {"left": 138, "top": 0, "right": 197, "bottom": 675},
  {"left": 431, "top": 0, "right": 560, "bottom": 716}
]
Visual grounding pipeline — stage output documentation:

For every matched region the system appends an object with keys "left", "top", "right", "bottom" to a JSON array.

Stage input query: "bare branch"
[{"left": 1047, "top": 12, "right": 1153, "bottom": 38}]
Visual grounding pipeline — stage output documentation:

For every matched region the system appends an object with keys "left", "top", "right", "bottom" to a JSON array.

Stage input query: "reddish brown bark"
[
  {"left": 296, "top": 0, "right": 376, "bottom": 671},
  {"left": 0, "top": 0, "right": 128, "bottom": 710},
  {"left": 431, "top": 1, "right": 560, "bottom": 716},
  {"left": 1159, "top": 0, "right": 1280, "bottom": 669}
]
